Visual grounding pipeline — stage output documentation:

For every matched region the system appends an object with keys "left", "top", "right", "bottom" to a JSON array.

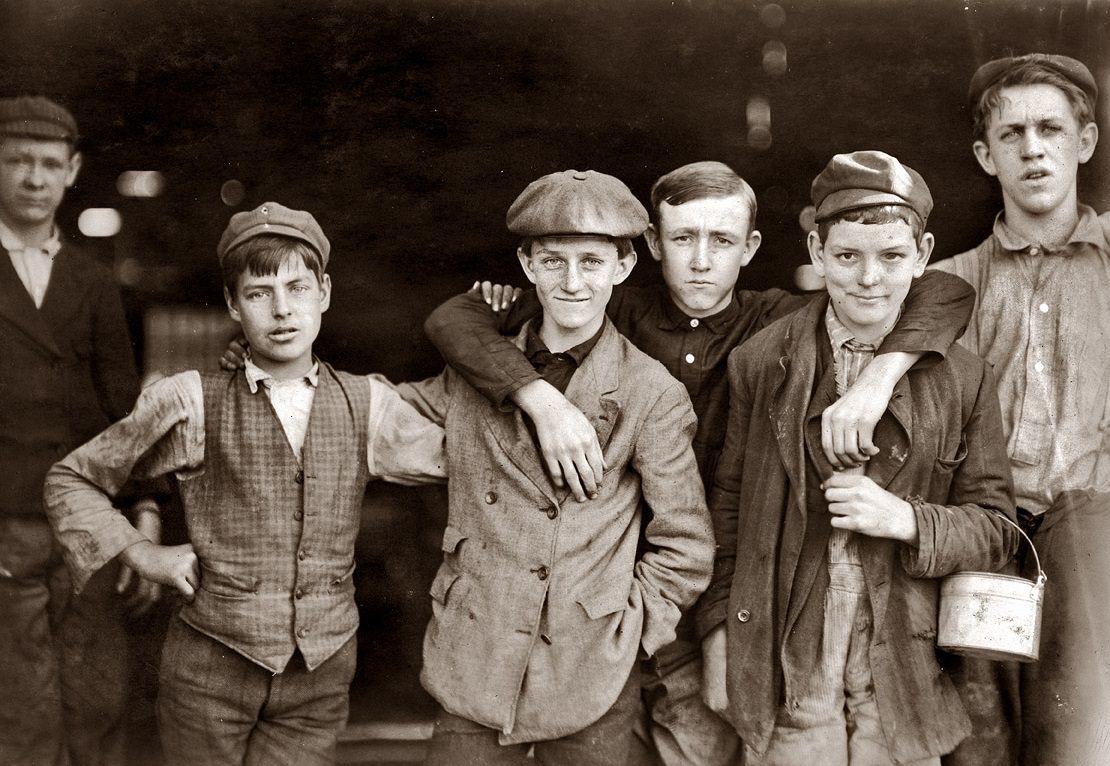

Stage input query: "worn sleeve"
[
  {"left": 695, "top": 348, "right": 752, "bottom": 639},
  {"left": 423, "top": 290, "right": 542, "bottom": 408},
  {"left": 88, "top": 272, "right": 141, "bottom": 423},
  {"left": 876, "top": 269, "right": 975, "bottom": 364},
  {"left": 364, "top": 374, "right": 448, "bottom": 485},
  {"left": 632, "top": 381, "right": 715, "bottom": 657},
  {"left": 43, "top": 371, "right": 204, "bottom": 592},
  {"left": 900, "top": 365, "right": 1019, "bottom": 578}
]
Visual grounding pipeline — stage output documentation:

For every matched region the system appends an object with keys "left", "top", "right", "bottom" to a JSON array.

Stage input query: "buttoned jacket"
[
  {"left": 696, "top": 297, "right": 1017, "bottom": 763},
  {"left": 399, "top": 318, "right": 714, "bottom": 743},
  {"left": 0, "top": 241, "right": 138, "bottom": 515}
]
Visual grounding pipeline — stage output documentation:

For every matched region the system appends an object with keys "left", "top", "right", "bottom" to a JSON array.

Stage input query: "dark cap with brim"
[
  {"left": 811, "top": 150, "right": 932, "bottom": 223},
  {"left": 506, "top": 170, "right": 649, "bottom": 238},
  {"left": 217, "top": 202, "right": 331, "bottom": 268},
  {"left": 968, "top": 53, "right": 1097, "bottom": 106},
  {"left": 0, "top": 95, "right": 79, "bottom": 144}
]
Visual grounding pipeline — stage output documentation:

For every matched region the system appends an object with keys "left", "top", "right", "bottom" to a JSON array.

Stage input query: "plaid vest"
[{"left": 177, "top": 363, "right": 371, "bottom": 672}]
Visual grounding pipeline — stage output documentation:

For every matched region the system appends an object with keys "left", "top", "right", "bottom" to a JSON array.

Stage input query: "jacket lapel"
[
  {"left": 0, "top": 248, "right": 62, "bottom": 358},
  {"left": 39, "top": 245, "right": 94, "bottom": 340},
  {"left": 864, "top": 376, "right": 912, "bottom": 489}
]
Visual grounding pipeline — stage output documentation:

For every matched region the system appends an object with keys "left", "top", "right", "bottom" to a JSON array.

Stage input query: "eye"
[
  {"left": 833, "top": 252, "right": 857, "bottom": 263},
  {"left": 290, "top": 284, "right": 310, "bottom": 294},
  {"left": 541, "top": 257, "right": 563, "bottom": 269},
  {"left": 246, "top": 291, "right": 267, "bottom": 301},
  {"left": 714, "top": 236, "right": 734, "bottom": 246},
  {"left": 671, "top": 234, "right": 693, "bottom": 244},
  {"left": 582, "top": 257, "right": 605, "bottom": 267}
]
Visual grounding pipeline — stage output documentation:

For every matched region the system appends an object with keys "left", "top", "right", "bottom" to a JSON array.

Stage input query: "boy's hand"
[
  {"left": 823, "top": 472, "right": 917, "bottom": 543},
  {"left": 116, "top": 501, "right": 164, "bottom": 615},
  {"left": 219, "top": 335, "right": 250, "bottom": 371},
  {"left": 118, "top": 541, "right": 200, "bottom": 602},
  {"left": 821, "top": 379, "right": 887, "bottom": 469},
  {"left": 471, "top": 281, "right": 521, "bottom": 313},
  {"left": 512, "top": 379, "right": 605, "bottom": 502},
  {"left": 701, "top": 625, "right": 729, "bottom": 714}
]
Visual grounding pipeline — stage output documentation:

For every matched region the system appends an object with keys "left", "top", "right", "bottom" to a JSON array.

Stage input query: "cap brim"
[
  {"left": 0, "top": 120, "right": 76, "bottom": 142},
  {"left": 815, "top": 190, "right": 912, "bottom": 221},
  {"left": 222, "top": 223, "right": 324, "bottom": 257}
]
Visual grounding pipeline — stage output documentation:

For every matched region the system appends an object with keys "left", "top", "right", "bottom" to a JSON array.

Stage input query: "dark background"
[{"left": 2, "top": 0, "right": 1107, "bottom": 761}]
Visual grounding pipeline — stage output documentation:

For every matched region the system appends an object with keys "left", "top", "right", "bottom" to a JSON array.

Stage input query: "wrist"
[
  {"left": 118, "top": 539, "right": 154, "bottom": 571},
  {"left": 896, "top": 496, "right": 921, "bottom": 544},
  {"left": 512, "top": 378, "right": 559, "bottom": 419}
]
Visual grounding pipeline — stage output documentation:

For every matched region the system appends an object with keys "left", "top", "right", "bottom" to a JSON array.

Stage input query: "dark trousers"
[
  {"left": 0, "top": 516, "right": 129, "bottom": 766},
  {"left": 424, "top": 665, "right": 642, "bottom": 766},
  {"left": 157, "top": 616, "right": 357, "bottom": 766}
]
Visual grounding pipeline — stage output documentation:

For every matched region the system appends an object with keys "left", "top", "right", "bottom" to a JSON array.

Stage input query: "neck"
[
  {"left": 0, "top": 211, "right": 54, "bottom": 249},
  {"left": 1000, "top": 194, "right": 1081, "bottom": 250},
  {"left": 251, "top": 353, "right": 314, "bottom": 382},
  {"left": 539, "top": 314, "right": 604, "bottom": 353}
]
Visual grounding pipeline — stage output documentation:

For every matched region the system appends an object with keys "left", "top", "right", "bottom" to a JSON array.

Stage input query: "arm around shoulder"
[{"left": 366, "top": 373, "right": 449, "bottom": 486}]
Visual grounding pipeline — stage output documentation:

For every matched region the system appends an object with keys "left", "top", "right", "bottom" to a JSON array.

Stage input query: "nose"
[
  {"left": 858, "top": 259, "right": 881, "bottom": 287},
  {"left": 690, "top": 238, "right": 710, "bottom": 272},
  {"left": 271, "top": 289, "right": 291, "bottom": 317},
  {"left": 562, "top": 263, "right": 585, "bottom": 293},
  {"left": 1020, "top": 129, "right": 1045, "bottom": 158},
  {"left": 25, "top": 161, "right": 45, "bottom": 188}
]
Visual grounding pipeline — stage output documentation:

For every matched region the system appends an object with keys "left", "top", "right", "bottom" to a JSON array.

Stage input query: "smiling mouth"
[
  {"left": 1022, "top": 169, "right": 1051, "bottom": 181},
  {"left": 269, "top": 327, "right": 298, "bottom": 340}
]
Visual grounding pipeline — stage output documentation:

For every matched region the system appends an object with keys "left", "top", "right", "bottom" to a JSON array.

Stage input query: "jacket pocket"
[
  {"left": 441, "top": 524, "right": 467, "bottom": 554},
  {"left": 199, "top": 562, "right": 260, "bottom": 596},
  {"left": 934, "top": 438, "right": 968, "bottom": 474},
  {"left": 577, "top": 583, "right": 631, "bottom": 620},
  {"left": 429, "top": 567, "right": 461, "bottom": 606}
]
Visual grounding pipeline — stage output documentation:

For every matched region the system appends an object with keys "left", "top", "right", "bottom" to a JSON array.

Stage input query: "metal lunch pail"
[{"left": 936, "top": 513, "right": 1046, "bottom": 662}]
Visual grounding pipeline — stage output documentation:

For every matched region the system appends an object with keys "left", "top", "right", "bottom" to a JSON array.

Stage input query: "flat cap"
[
  {"left": 968, "top": 53, "right": 1097, "bottom": 106},
  {"left": 217, "top": 202, "right": 331, "bottom": 267},
  {"left": 0, "top": 95, "right": 79, "bottom": 143},
  {"left": 506, "top": 170, "right": 648, "bottom": 238},
  {"left": 811, "top": 150, "right": 932, "bottom": 223}
]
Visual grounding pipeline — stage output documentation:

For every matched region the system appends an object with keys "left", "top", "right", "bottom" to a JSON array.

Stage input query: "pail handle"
[{"left": 993, "top": 512, "right": 1047, "bottom": 589}]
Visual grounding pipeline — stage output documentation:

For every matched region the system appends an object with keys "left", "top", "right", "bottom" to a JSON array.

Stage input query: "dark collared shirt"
[{"left": 524, "top": 322, "right": 604, "bottom": 395}]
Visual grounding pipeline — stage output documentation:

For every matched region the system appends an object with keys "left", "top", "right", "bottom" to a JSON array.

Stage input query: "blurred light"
[
  {"left": 760, "top": 3, "right": 786, "bottom": 29},
  {"left": 762, "top": 41, "right": 788, "bottom": 77},
  {"left": 78, "top": 208, "right": 122, "bottom": 238},
  {"left": 795, "top": 264, "right": 825, "bottom": 292},
  {"left": 798, "top": 204, "right": 817, "bottom": 232},
  {"left": 746, "top": 96, "right": 771, "bottom": 128},
  {"left": 117, "top": 170, "right": 165, "bottom": 198},
  {"left": 221, "top": 179, "right": 246, "bottom": 207},
  {"left": 747, "top": 127, "right": 773, "bottom": 151},
  {"left": 117, "top": 257, "right": 142, "bottom": 287}
]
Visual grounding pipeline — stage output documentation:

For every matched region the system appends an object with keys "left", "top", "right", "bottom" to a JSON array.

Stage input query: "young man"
[
  {"left": 422, "top": 161, "right": 976, "bottom": 765},
  {"left": 397, "top": 169, "right": 714, "bottom": 765},
  {"left": 933, "top": 53, "right": 1110, "bottom": 765},
  {"left": 699, "top": 150, "right": 1018, "bottom": 765},
  {"left": 44, "top": 202, "right": 446, "bottom": 766},
  {"left": 0, "top": 95, "right": 160, "bottom": 766}
]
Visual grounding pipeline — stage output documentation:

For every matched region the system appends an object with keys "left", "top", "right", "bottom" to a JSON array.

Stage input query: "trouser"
[
  {"left": 157, "top": 616, "right": 357, "bottom": 766},
  {"left": 1019, "top": 490, "right": 1110, "bottom": 766},
  {"left": 745, "top": 534, "right": 941, "bottom": 766},
  {"left": 423, "top": 665, "right": 642, "bottom": 766},
  {"left": 631, "top": 628, "right": 740, "bottom": 766},
  {"left": 0, "top": 515, "right": 129, "bottom": 766}
]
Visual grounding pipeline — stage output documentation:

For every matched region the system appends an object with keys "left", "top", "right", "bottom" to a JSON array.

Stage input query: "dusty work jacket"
[
  {"left": 697, "top": 297, "right": 1018, "bottom": 763},
  {"left": 399, "top": 318, "right": 714, "bottom": 744}
]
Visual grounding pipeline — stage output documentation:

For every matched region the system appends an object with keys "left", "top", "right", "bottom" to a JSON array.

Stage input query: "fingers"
[
  {"left": 510, "top": 287, "right": 523, "bottom": 304},
  {"left": 126, "top": 580, "right": 161, "bottom": 617},
  {"left": 570, "top": 453, "right": 598, "bottom": 500},
  {"left": 542, "top": 454, "right": 566, "bottom": 490},
  {"left": 857, "top": 422, "right": 880, "bottom": 458},
  {"left": 560, "top": 455, "right": 588, "bottom": 503},
  {"left": 116, "top": 564, "right": 133, "bottom": 594},
  {"left": 175, "top": 576, "right": 196, "bottom": 602},
  {"left": 821, "top": 414, "right": 844, "bottom": 469},
  {"left": 584, "top": 439, "right": 605, "bottom": 495}
]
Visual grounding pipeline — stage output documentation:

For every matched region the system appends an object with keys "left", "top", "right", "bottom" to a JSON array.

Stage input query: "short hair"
[
  {"left": 222, "top": 234, "right": 325, "bottom": 295},
  {"left": 649, "top": 161, "right": 757, "bottom": 227},
  {"left": 519, "top": 236, "right": 637, "bottom": 260},
  {"left": 972, "top": 61, "right": 1096, "bottom": 142},
  {"left": 815, "top": 204, "right": 925, "bottom": 245}
]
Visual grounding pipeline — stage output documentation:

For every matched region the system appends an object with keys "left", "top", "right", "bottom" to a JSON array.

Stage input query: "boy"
[
  {"left": 0, "top": 94, "right": 159, "bottom": 765},
  {"left": 398, "top": 169, "right": 715, "bottom": 765},
  {"left": 44, "top": 202, "right": 446, "bottom": 766},
  {"left": 933, "top": 53, "right": 1110, "bottom": 764},
  {"left": 422, "top": 161, "right": 975, "bottom": 765},
  {"left": 698, "top": 151, "right": 1018, "bottom": 765}
]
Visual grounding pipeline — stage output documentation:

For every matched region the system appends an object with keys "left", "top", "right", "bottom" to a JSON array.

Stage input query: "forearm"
[
  {"left": 879, "top": 269, "right": 975, "bottom": 365},
  {"left": 423, "top": 291, "right": 541, "bottom": 407}
]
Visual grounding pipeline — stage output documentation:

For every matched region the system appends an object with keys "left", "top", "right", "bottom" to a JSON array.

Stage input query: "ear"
[
  {"left": 65, "top": 151, "right": 83, "bottom": 187},
  {"left": 318, "top": 273, "right": 332, "bottom": 313},
  {"left": 739, "top": 229, "right": 762, "bottom": 268},
  {"left": 1078, "top": 122, "right": 1099, "bottom": 164},
  {"left": 972, "top": 140, "right": 998, "bottom": 177},
  {"left": 611, "top": 249, "right": 638, "bottom": 286},
  {"left": 913, "top": 232, "right": 935, "bottom": 277},
  {"left": 517, "top": 247, "right": 539, "bottom": 285},
  {"left": 644, "top": 223, "right": 663, "bottom": 263},
  {"left": 806, "top": 230, "right": 827, "bottom": 278},
  {"left": 224, "top": 286, "right": 242, "bottom": 323}
]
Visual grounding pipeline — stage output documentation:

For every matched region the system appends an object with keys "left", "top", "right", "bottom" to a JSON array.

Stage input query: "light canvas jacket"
[{"left": 399, "top": 318, "right": 714, "bottom": 743}]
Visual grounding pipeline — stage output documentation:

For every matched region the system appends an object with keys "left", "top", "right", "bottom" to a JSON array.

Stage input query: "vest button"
[
  {"left": 295, "top": 470, "right": 305, "bottom": 484},
  {"left": 298, "top": 550, "right": 307, "bottom": 561},
  {"left": 485, "top": 491, "right": 498, "bottom": 504},
  {"left": 295, "top": 588, "right": 304, "bottom": 599},
  {"left": 297, "top": 627, "right": 308, "bottom": 638},
  {"left": 294, "top": 510, "right": 303, "bottom": 521}
]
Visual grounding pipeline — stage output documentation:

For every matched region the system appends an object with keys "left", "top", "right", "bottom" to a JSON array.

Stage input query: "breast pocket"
[{"left": 929, "top": 438, "right": 968, "bottom": 498}]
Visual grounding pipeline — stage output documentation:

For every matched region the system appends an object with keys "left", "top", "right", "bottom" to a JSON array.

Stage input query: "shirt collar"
[
  {"left": 824, "top": 302, "right": 888, "bottom": 353},
  {"left": 658, "top": 288, "right": 740, "bottom": 333},
  {"left": 524, "top": 320, "right": 605, "bottom": 366},
  {"left": 243, "top": 353, "right": 320, "bottom": 394},
  {"left": 992, "top": 204, "right": 1106, "bottom": 255},
  {"left": 0, "top": 219, "right": 61, "bottom": 257}
]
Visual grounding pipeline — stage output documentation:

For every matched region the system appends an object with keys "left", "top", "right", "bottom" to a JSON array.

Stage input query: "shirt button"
[
  {"left": 536, "top": 566, "right": 549, "bottom": 581},
  {"left": 295, "top": 588, "right": 304, "bottom": 599},
  {"left": 545, "top": 507, "right": 558, "bottom": 520},
  {"left": 484, "top": 491, "right": 498, "bottom": 504},
  {"left": 1030, "top": 247, "right": 1040, "bottom": 255},
  {"left": 297, "top": 627, "right": 308, "bottom": 638},
  {"left": 737, "top": 609, "right": 751, "bottom": 622},
  {"left": 1034, "top": 361, "right": 1045, "bottom": 373},
  {"left": 294, "top": 470, "right": 304, "bottom": 484},
  {"left": 685, "top": 353, "right": 695, "bottom": 364},
  {"left": 1039, "top": 302, "right": 1049, "bottom": 313},
  {"left": 690, "top": 318, "right": 700, "bottom": 328},
  {"left": 298, "top": 550, "right": 307, "bottom": 561}
]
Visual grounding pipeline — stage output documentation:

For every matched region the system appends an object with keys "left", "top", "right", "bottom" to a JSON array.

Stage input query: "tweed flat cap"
[
  {"left": 506, "top": 170, "right": 649, "bottom": 238},
  {"left": 0, "top": 95, "right": 79, "bottom": 143},
  {"left": 968, "top": 53, "right": 1097, "bottom": 106},
  {"left": 217, "top": 202, "right": 331, "bottom": 267},
  {"left": 812, "top": 150, "right": 932, "bottom": 223}
]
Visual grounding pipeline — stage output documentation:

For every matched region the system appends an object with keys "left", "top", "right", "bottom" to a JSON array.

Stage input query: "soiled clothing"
[{"left": 933, "top": 205, "right": 1110, "bottom": 513}]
